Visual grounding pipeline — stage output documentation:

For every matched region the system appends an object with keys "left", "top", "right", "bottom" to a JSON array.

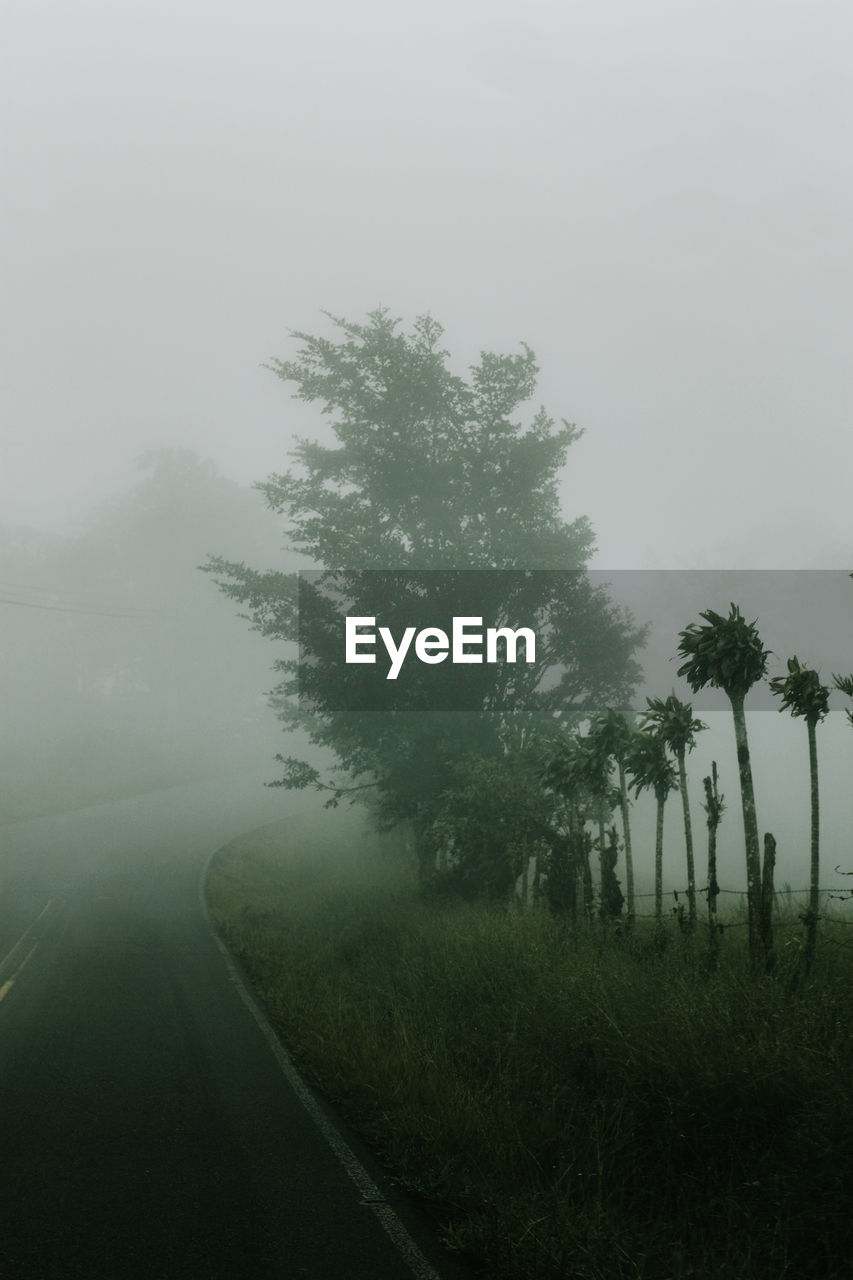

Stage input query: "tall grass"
[{"left": 207, "top": 814, "right": 853, "bottom": 1279}]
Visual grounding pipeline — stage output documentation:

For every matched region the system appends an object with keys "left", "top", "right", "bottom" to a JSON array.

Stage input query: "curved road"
[{"left": 0, "top": 778, "right": 470, "bottom": 1279}]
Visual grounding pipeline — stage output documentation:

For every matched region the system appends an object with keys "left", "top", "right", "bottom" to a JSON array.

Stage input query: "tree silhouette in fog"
[
  {"left": 205, "top": 310, "right": 645, "bottom": 892},
  {"left": 677, "top": 604, "right": 769, "bottom": 968}
]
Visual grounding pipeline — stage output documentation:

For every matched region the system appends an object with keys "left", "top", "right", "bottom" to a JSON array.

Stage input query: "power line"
[{"left": 0, "top": 595, "right": 177, "bottom": 621}]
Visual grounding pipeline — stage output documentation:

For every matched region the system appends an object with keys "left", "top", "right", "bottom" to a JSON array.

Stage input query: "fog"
[
  {"left": 2, "top": 3, "right": 851, "bottom": 900},
  {"left": 0, "top": 451, "right": 299, "bottom": 822}
]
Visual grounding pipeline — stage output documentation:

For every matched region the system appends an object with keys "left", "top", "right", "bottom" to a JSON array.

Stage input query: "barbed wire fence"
[{"left": 618, "top": 872, "right": 853, "bottom": 929}]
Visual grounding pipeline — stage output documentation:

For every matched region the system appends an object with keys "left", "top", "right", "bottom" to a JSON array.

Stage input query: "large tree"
[
  {"left": 255, "top": 310, "right": 594, "bottom": 571},
  {"left": 205, "top": 310, "right": 645, "bottom": 883}
]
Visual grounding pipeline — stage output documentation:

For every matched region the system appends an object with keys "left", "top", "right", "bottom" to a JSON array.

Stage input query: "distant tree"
[
  {"left": 640, "top": 694, "right": 706, "bottom": 926},
  {"left": 576, "top": 731, "right": 617, "bottom": 909},
  {"left": 540, "top": 734, "right": 598, "bottom": 920},
  {"left": 429, "top": 751, "right": 553, "bottom": 901},
  {"left": 831, "top": 571, "right": 853, "bottom": 727},
  {"left": 769, "top": 656, "right": 831, "bottom": 977},
  {"left": 625, "top": 727, "right": 678, "bottom": 926},
  {"left": 543, "top": 828, "right": 578, "bottom": 920},
  {"left": 677, "top": 604, "right": 770, "bottom": 968},
  {"left": 832, "top": 672, "right": 853, "bottom": 730},
  {"left": 599, "top": 826, "right": 625, "bottom": 919},
  {"left": 0, "top": 451, "right": 283, "bottom": 815},
  {"left": 585, "top": 709, "right": 636, "bottom": 923}
]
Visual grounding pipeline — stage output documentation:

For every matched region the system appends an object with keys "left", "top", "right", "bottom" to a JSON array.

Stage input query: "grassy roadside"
[{"left": 206, "top": 811, "right": 853, "bottom": 1280}]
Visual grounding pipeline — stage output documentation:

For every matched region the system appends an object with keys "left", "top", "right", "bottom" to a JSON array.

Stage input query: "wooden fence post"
[{"left": 760, "top": 832, "right": 776, "bottom": 973}]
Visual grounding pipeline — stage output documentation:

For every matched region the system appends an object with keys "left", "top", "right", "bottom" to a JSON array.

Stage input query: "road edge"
[{"left": 198, "top": 846, "right": 446, "bottom": 1280}]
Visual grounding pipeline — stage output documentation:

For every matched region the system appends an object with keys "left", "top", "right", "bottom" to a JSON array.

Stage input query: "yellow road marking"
[
  {"left": 0, "top": 943, "right": 39, "bottom": 1004},
  {"left": 0, "top": 900, "right": 53, "bottom": 979}
]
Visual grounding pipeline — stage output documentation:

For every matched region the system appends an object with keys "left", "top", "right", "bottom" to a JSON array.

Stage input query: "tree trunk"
[
  {"left": 520, "top": 842, "right": 530, "bottom": 909},
  {"left": 802, "top": 718, "right": 821, "bottom": 975},
  {"left": 617, "top": 759, "right": 635, "bottom": 926},
  {"left": 600, "top": 827, "right": 624, "bottom": 919},
  {"left": 728, "top": 691, "right": 762, "bottom": 969},
  {"left": 707, "top": 815, "right": 720, "bottom": 970},
  {"left": 676, "top": 749, "right": 697, "bottom": 926},
  {"left": 547, "top": 829, "right": 575, "bottom": 921},
  {"left": 566, "top": 810, "right": 580, "bottom": 925},
  {"left": 580, "top": 828, "right": 594, "bottom": 921},
  {"left": 705, "top": 764, "right": 722, "bottom": 972},
  {"left": 412, "top": 820, "right": 436, "bottom": 886},
  {"left": 597, "top": 805, "right": 607, "bottom": 913},
  {"left": 760, "top": 832, "right": 776, "bottom": 973},
  {"left": 654, "top": 793, "right": 664, "bottom": 923}
]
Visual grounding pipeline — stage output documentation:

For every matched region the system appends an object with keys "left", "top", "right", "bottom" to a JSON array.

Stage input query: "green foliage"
[
  {"left": 599, "top": 826, "right": 624, "bottom": 918},
  {"left": 677, "top": 604, "right": 769, "bottom": 964},
  {"left": 702, "top": 762, "right": 726, "bottom": 829},
  {"left": 258, "top": 309, "right": 593, "bottom": 571},
  {"left": 769, "top": 656, "right": 830, "bottom": 725},
  {"left": 676, "top": 603, "right": 770, "bottom": 700},
  {"left": 640, "top": 693, "right": 706, "bottom": 756},
  {"left": 209, "top": 819, "right": 853, "bottom": 1280},
  {"left": 625, "top": 727, "right": 678, "bottom": 804},
  {"left": 430, "top": 752, "right": 553, "bottom": 900},
  {"left": 831, "top": 671, "right": 853, "bottom": 730},
  {"left": 584, "top": 707, "right": 634, "bottom": 766},
  {"left": 539, "top": 729, "right": 620, "bottom": 919},
  {"left": 543, "top": 731, "right": 611, "bottom": 812},
  {"left": 639, "top": 694, "right": 705, "bottom": 924},
  {"left": 205, "top": 309, "right": 646, "bottom": 893}
]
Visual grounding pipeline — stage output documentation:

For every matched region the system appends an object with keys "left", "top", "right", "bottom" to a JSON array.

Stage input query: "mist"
[
  {"left": 0, "top": 451, "right": 302, "bottom": 822},
  {"left": 3, "top": 2, "right": 850, "bottom": 836},
  {"left": 2, "top": 8, "right": 853, "bottom": 1275},
  {"left": 2, "top": 1, "right": 851, "bottom": 563}
]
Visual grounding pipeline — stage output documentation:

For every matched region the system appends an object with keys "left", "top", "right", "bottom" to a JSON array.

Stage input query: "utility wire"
[
  {"left": 0, "top": 595, "right": 178, "bottom": 621},
  {"left": 0, "top": 577, "right": 209, "bottom": 620}
]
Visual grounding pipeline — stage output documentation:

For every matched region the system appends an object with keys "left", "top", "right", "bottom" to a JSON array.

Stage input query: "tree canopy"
[
  {"left": 256, "top": 309, "right": 594, "bottom": 571},
  {"left": 205, "top": 310, "right": 646, "bottom": 888}
]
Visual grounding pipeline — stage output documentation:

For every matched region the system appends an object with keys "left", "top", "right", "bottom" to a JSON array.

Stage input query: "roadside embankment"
[{"left": 206, "top": 812, "right": 853, "bottom": 1280}]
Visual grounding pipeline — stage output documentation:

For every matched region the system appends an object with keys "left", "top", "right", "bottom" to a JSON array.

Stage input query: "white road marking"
[
  {"left": 0, "top": 899, "right": 53, "bottom": 980},
  {"left": 199, "top": 859, "right": 443, "bottom": 1280},
  {"left": 0, "top": 942, "right": 40, "bottom": 1003}
]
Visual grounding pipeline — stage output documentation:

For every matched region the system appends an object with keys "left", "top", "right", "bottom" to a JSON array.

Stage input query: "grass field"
[{"left": 206, "top": 809, "right": 853, "bottom": 1279}]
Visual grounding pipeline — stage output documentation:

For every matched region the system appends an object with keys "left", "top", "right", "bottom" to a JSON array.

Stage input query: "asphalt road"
[{"left": 0, "top": 778, "right": 470, "bottom": 1279}]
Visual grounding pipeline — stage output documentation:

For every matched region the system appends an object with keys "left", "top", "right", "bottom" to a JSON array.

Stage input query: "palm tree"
[
  {"left": 541, "top": 734, "right": 597, "bottom": 920},
  {"left": 640, "top": 694, "right": 706, "bottom": 927},
  {"left": 626, "top": 727, "right": 678, "bottom": 926},
  {"left": 586, "top": 709, "right": 636, "bottom": 924},
  {"left": 676, "top": 604, "right": 770, "bottom": 969},
  {"left": 832, "top": 672, "right": 853, "bottom": 730},
  {"left": 577, "top": 734, "right": 615, "bottom": 896},
  {"left": 769, "top": 656, "right": 830, "bottom": 976}
]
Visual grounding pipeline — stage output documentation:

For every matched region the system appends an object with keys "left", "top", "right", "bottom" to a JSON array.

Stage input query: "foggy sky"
[{"left": 3, "top": 0, "right": 851, "bottom": 568}]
